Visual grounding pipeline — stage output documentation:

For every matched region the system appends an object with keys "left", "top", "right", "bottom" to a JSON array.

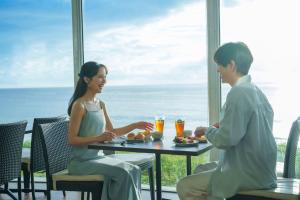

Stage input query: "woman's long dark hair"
[{"left": 67, "top": 61, "right": 107, "bottom": 116}]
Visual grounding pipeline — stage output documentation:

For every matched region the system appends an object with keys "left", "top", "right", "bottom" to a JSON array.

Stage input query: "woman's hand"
[
  {"left": 194, "top": 127, "right": 207, "bottom": 137},
  {"left": 98, "top": 131, "right": 116, "bottom": 142},
  {"left": 134, "top": 121, "right": 154, "bottom": 131}
]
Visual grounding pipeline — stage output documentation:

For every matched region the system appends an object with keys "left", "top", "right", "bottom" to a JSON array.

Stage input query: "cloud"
[
  {"left": 0, "top": 41, "right": 73, "bottom": 88},
  {"left": 221, "top": 0, "right": 300, "bottom": 87},
  {"left": 85, "top": 1, "right": 207, "bottom": 85},
  {"left": 0, "top": 1, "right": 206, "bottom": 88}
]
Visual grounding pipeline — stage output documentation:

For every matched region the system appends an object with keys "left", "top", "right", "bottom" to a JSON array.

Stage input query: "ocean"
[
  {"left": 0, "top": 84, "right": 289, "bottom": 140},
  {"left": 0, "top": 84, "right": 208, "bottom": 141}
]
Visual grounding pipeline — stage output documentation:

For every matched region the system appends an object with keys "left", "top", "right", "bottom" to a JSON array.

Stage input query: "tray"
[
  {"left": 175, "top": 140, "right": 199, "bottom": 147},
  {"left": 126, "top": 139, "right": 145, "bottom": 144}
]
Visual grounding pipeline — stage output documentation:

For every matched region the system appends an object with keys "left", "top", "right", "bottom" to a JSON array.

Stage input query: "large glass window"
[
  {"left": 221, "top": 0, "right": 300, "bottom": 176},
  {"left": 83, "top": 0, "right": 208, "bottom": 186},
  {"left": 0, "top": 0, "right": 73, "bottom": 127}
]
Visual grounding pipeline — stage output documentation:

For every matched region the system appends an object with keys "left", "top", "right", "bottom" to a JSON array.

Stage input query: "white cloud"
[
  {"left": 1, "top": 1, "right": 206, "bottom": 88},
  {"left": 3, "top": 41, "right": 74, "bottom": 88},
  {"left": 221, "top": 0, "right": 300, "bottom": 86},
  {"left": 85, "top": 1, "right": 207, "bottom": 85}
]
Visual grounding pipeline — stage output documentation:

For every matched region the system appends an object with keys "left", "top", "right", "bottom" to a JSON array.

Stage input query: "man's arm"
[{"left": 206, "top": 90, "right": 253, "bottom": 149}]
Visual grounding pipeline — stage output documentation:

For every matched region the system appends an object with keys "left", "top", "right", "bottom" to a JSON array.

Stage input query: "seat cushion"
[
  {"left": 237, "top": 178, "right": 300, "bottom": 200},
  {"left": 52, "top": 169, "right": 104, "bottom": 190},
  {"left": 106, "top": 153, "right": 155, "bottom": 166}
]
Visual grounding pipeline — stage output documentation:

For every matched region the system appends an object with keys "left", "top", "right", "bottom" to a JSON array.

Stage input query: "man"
[{"left": 176, "top": 42, "right": 277, "bottom": 200}]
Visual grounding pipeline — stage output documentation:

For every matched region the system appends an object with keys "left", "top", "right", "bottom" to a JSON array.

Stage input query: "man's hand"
[
  {"left": 194, "top": 127, "right": 207, "bottom": 137},
  {"left": 213, "top": 123, "right": 219, "bottom": 128}
]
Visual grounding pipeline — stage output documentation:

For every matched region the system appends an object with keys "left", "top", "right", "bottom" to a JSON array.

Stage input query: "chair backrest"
[
  {"left": 0, "top": 120, "right": 27, "bottom": 184},
  {"left": 38, "top": 120, "right": 71, "bottom": 188},
  {"left": 30, "top": 116, "right": 66, "bottom": 173},
  {"left": 283, "top": 117, "right": 300, "bottom": 178}
]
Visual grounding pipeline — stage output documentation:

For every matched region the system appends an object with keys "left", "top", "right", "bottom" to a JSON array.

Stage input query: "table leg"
[
  {"left": 155, "top": 153, "right": 162, "bottom": 200},
  {"left": 186, "top": 155, "right": 191, "bottom": 175}
]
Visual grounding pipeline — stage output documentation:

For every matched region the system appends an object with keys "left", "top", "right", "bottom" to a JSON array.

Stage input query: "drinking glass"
[
  {"left": 175, "top": 118, "right": 185, "bottom": 137},
  {"left": 155, "top": 116, "right": 165, "bottom": 133}
]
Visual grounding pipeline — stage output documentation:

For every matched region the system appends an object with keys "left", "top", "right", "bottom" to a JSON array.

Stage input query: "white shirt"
[{"left": 205, "top": 75, "right": 277, "bottom": 198}]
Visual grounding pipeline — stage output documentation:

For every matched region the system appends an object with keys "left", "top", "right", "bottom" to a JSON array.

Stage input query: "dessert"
[
  {"left": 127, "top": 133, "right": 135, "bottom": 140},
  {"left": 135, "top": 133, "right": 145, "bottom": 140},
  {"left": 173, "top": 136, "right": 195, "bottom": 144}
]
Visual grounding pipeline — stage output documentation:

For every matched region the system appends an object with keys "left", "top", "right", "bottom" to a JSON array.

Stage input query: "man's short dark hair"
[{"left": 214, "top": 42, "right": 253, "bottom": 75}]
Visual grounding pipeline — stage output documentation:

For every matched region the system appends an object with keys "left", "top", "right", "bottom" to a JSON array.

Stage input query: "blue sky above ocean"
[{"left": 0, "top": 0, "right": 240, "bottom": 88}]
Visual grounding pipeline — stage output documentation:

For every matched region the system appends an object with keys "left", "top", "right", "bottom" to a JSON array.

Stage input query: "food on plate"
[
  {"left": 173, "top": 136, "right": 195, "bottom": 144},
  {"left": 142, "top": 130, "right": 151, "bottom": 136},
  {"left": 151, "top": 131, "right": 163, "bottom": 140},
  {"left": 189, "top": 135, "right": 207, "bottom": 143},
  {"left": 199, "top": 135, "right": 206, "bottom": 140},
  {"left": 127, "top": 133, "right": 135, "bottom": 140},
  {"left": 135, "top": 133, "right": 145, "bottom": 140}
]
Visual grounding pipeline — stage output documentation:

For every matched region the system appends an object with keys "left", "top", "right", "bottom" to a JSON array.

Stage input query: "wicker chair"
[
  {"left": 0, "top": 120, "right": 27, "bottom": 200},
  {"left": 20, "top": 116, "right": 66, "bottom": 197},
  {"left": 36, "top": 120, "right": 104, "bottom": 200},
  {"left": 228, "top": 117, "right": 300, "bottom": 200}
]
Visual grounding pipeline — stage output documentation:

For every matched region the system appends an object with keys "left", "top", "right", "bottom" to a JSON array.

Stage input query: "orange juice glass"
[
  {"left": 175, "top": 119, "right": 185, "bottom": 137},
  {"left": 155, "top": 116, "right": 165, "bottom": 133}
]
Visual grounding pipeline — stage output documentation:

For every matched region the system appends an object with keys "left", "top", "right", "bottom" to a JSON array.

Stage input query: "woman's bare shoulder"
[{"left": 72, "top": 98, "right": 86, "bottom": 113}]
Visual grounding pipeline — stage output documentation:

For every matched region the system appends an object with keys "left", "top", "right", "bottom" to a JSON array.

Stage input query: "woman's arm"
[
  {"left": 68, "top": 101, "right": 115, "bottom": 146},
  {"left": 101, "top": 101, "right": 153, "bottom": 136}
]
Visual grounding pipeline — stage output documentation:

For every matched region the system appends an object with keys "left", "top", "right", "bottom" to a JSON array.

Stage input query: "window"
[
  {"left": 0, "top": 0, "right": 73, "bottom": 126},
  {"left": 220, "top": 0, "right": 300, "bottom": 140},
  {"left": 83, "top": 0, "right": 208, "bottom": 186},
  {"left": 220, "top": 0, "right": 300, "bottom": 176}
]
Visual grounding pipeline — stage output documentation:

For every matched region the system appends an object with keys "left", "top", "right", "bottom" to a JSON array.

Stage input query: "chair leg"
[
  {"left": 45, "top": 180, "right": 51, "bottom": 200},
  {"left": 91, "top": 190, "right": 100, "bottom": 200},
  {"left": 63, "top": 190, "right": 66, "bottom": 197},
  {"left": 31, "top": 171, "right": 36, "bottom": 200},
  {"left": 5, "top": 190, "right": 18, "bottom": 200},
  {"left": 3, "top": 183, "right": 18, "bottom": 200},
  {"left": 87, "top": 192, "right": 90, "bottom": 200},
  {"left": 18, "top": 176, "right": 22, "bottom": 200},
  {"left": 81, "top": 192, "right": 85, "bottom": 200},
  {"left": 148, "top": 166, "right": 155, "bottom": 200},
  {"left": 22, "top": 163, "right": 30, "bottom": 194}
]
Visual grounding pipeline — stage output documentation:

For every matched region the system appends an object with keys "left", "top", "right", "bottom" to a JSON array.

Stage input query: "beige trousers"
[{"left": 176, "top": 162, "right": 223, "bottom": 200}]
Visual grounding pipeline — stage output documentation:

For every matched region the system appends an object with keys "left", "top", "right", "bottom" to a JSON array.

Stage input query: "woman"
[{"left": 67, "top": 61, "right": 153, "bottom": 200}]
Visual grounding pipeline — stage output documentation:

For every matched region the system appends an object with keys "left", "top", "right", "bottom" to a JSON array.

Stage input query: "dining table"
[{"left": 88, "top": 137, "right": 213, "bottom": 200}]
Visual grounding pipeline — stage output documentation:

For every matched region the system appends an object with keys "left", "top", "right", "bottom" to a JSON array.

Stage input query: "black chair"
[
  {"left": 35, "top": 120, "right": 104, "bottom": 200},
  {"left": 228, "top": 117, "right": 300, "bottom": 200},
  {"left": 0, "top": 120, "right": 27, "bottom": 200},
  {"left": 20, "top": 116, "right": 66, "bottom": 197}
]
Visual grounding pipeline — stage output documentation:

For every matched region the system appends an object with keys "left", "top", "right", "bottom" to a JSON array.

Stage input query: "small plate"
[
  {"left": 126, "top": 139, "right": 145, "bottom": 144},
  {"left": 194, "top": 137, "right": 208, "bottom": 143},
  {"left": 175, "top": 140, "right": 199, "bottom": 147},
  {"left": 197, "top": 139, "right": 207, "bottom": 143}
]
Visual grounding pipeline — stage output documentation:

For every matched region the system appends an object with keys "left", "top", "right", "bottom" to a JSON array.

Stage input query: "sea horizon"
[{"left": 0, "top": 84, "right": 290, "bottom": 140}]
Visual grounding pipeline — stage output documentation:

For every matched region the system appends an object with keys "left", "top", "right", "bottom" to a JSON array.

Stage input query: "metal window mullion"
[
  {"left": 207, "top": 0, "right": 221, "bottom": 161},
  {"left": 71, "top": 0, "right": 84, "bottom": 86}
]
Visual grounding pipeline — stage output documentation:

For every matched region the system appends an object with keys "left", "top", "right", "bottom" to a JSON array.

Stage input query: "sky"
[
  {"left": 1, "top": 0, "right": 300, "bottom": 89},
  {"left": 1, "top": 0, "right": 300, "bottom": 138},
  {"left": 0, "top": 0, "right": 205, "bottom": 88}
]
